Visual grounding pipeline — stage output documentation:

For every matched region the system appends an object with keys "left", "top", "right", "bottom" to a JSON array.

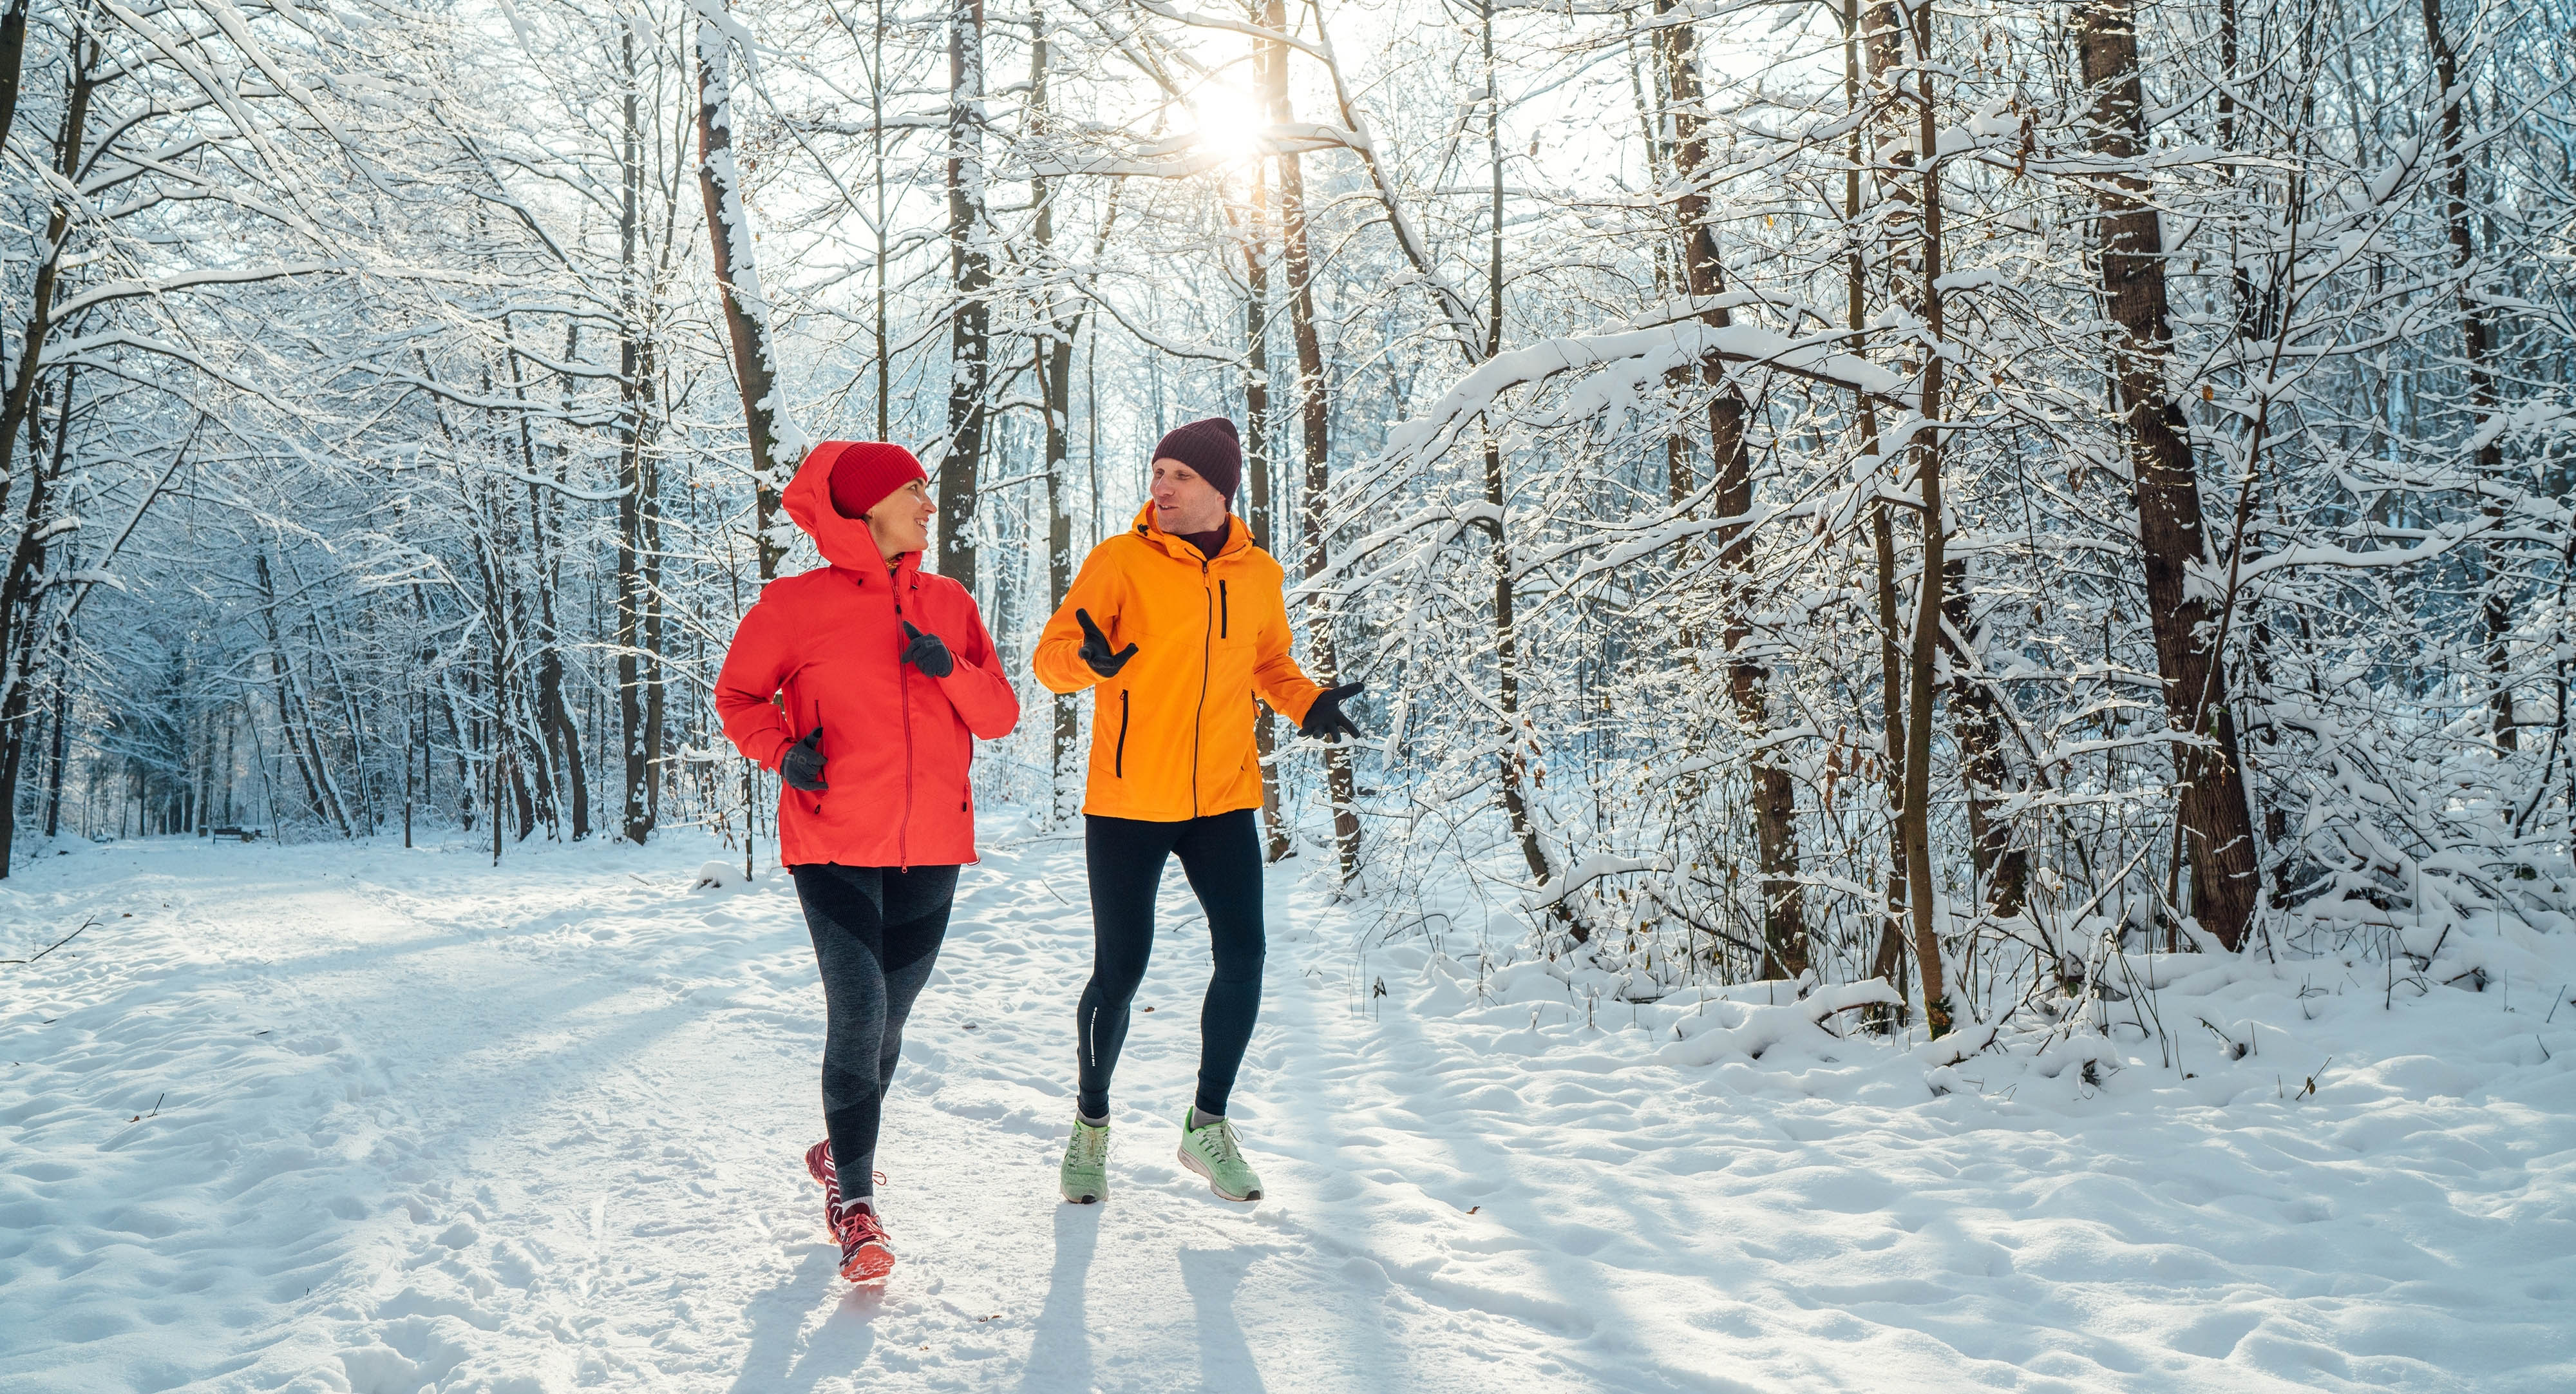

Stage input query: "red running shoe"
[
  {"left": 831, "top": 1199, "right": 896, "bottom": 1283},
  {"left": 804, "top": 1141, "right": 889, "bottom": 1239},
  {"left": 804, "top": 1140, "right": 842, "bottom": 1223}
]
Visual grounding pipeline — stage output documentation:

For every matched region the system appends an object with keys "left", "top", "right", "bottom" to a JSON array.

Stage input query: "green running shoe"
[
  {"left": 1176, "top": 1109, "right": 1264, "bottom": 1201},
  {"left": 1060, "top": 1117, "right": 1110, "bottom": 1204}
]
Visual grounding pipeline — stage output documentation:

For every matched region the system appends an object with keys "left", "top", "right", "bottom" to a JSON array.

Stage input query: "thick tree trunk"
[
  {"left": 1658, "top": 3, "right": 1803, "bottom": 975},
  {"left": 1264, "top": 0, "right": 1360, "bottom": 880},
  {"left": 695, "top": 5, "right": 788, "bottom": 584},
  {"left": 940, "top": 0, "right": 990, "bottom": 595},
  {"left": 1846, "top": 0, "right": 1909, "bottom": 1024},
  {"left": 0, "top": 0, "right": 23, "bottom": 158},
  {"left": 2076, "top": 0, "right": 2261, "bottom": 949},
  {"left": 620, "top": 23, "right": 658, "bottom": 846}
]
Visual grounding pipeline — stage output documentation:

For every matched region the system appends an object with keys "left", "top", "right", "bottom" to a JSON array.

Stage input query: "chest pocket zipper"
[
  {"left": 1115, "top": 689, "right": 1130, "bottom": 777},
  {"left": 1218, "top": 580, "right": 1229, "bottom": 638}
]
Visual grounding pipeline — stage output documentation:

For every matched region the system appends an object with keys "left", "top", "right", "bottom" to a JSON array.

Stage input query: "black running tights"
[
  {"left": 793, "top": 862, "right": 958, "bottom": 1200},
  {"left": 1075, "top": 809, "right": 1265, "bottom": 1120}
]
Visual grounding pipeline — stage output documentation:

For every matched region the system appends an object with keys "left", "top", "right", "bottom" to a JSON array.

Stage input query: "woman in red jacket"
[{"left": 715, "top": 440, "right": 1018, "bottom": 1284}]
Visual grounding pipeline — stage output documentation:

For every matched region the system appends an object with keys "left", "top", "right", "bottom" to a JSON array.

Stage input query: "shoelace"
[
  {"left": 1195, "top": 1118, "right": 1243, "bottom": 1167},
  {"left": 835, "top": 1201, "right": 889, "bottom": 1245},
  {"left": 1070, "top": 1125, "right": 1109, "bottom": 1165}
]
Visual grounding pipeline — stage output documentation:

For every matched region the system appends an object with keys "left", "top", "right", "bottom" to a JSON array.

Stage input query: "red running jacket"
[{"left": 714, "top": 451, "right": 1020, "bottom": 868}]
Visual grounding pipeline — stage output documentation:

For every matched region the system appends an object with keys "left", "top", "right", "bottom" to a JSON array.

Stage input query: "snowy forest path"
[{"left": 3, "top": 831, "right": 2571, "bottom": 1393}]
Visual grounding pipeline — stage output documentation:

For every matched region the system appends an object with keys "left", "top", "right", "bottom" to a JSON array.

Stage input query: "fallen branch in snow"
[{"left": 0, "top": 916, "right": 98, "bottom": 966}]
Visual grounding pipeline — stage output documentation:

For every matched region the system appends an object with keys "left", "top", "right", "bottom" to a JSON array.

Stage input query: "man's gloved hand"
[
  {"left": 1300, "top": 682, "right": 1365, "bottom": 741},
  {"left": 902, "top": 621, "right": 954, "bottom": 678},
  {"left": 781, "top": 725, "right": 828, "bottom": 792},
  {"left": 1076, "top": 609, "right": 1138, "bottom": 679}
]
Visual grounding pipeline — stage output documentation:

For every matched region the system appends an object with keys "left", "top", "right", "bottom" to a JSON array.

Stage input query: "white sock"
[{"left": 1189, "top": 1106, "right": 1223, "bottom": 1130}]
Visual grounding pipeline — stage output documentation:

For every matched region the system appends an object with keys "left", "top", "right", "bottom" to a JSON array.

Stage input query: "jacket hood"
[
  {"left": 1130, "top": 502, "right": 1251, "bottom": 562},
  {"left": 784, "top": 444, "right": 907, "bottom": 575}
]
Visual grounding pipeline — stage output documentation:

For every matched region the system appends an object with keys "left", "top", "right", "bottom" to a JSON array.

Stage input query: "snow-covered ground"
[{"left": 5, "top": 826, "right": 2573, "bottom": 1393}]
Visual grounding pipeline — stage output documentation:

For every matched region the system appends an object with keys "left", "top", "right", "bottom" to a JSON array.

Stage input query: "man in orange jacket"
[{"left": 1034, "top": 416, "right": 1361, "bottom": 1204}]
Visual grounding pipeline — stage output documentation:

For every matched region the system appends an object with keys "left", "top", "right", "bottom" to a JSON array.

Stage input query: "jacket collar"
[{"left": 1130, "top": 502, "right": 1248, "bottom": 564}]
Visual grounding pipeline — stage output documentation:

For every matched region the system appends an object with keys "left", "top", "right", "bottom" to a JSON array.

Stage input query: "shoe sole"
[
  {"left": 1062, "top": 1185, "right": 1102, "bottom": 1204},
  {"left": 840, "top": 1241, "right": 895, "bottom": 1283},
  {"left": 1177, "top": 1145, "right": 1262, "bottom": 1202}
]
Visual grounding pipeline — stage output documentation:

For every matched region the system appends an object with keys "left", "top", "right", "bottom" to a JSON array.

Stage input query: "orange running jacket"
[
  {"left": 1034, "top": 506, "right": 1327, "bottom": 822},
  {"left": 714, "top": 450, "right": 1020, "bottom": 868}
]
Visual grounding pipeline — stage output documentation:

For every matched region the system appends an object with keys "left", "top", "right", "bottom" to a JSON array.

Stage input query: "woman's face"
[
  {"left": 865, "top": 477, "right": 935, "bottom": 560},
  {"left": 1150, "top": 458, "right": 1227, "bottom": 535}
]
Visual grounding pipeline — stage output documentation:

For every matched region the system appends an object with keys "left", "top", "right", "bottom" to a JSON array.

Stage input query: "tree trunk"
[
  {"left": 618, "top": 24, "right": 657, "bottom": 846},
  {"left": 2076, "top": 0, "right": 2261, "bottom": 950},
  {"left": 1264, "top": 0, "right": 1359, "bottom": 880},
  {"left": 0, "top": 0, "right": 26, "bottom": 159},
  {"left": 1031, "top": 19, "right": 1081, "bottom": 828},
  {"left": 2421, "top": 0, "right": 2512, "bottom": 749},
  {"left": 253, "top": 553, "right": 343, "bottom": 835},
  {"left": 1859, "top": 0, "right": 1953, "bottom": 1030},
  {"left": 1467, "top": 2, "right": 1558, "bottom": 919},
  {"left": 695, "top": 3, "right": 788, "bottom": 584},
  {"left": 1240, "top": 50, "right": 1289, "bottom": 864},
  {"left": 0, "top": 35, "right": 93, "bottom": 836},
  {"left": 1943, "top": 557, "right": 2029, "bottom": 922},
  {"left": 1658, "top": 2, "right": 1803, "bottom": 976},
  {"left": 940, "top": 0, "right": 990, "bottom": 595},
  {"left": 1848, "top": 0, "right": 1909, "bottom": 1025}
]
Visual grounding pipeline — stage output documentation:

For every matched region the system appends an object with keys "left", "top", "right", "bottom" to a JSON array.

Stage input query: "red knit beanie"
[
  {"left": 1152, "top": 417, "right": 1242, "bottom": 502},
  {"left": 820, "top": 441, "right": 929, "bottom": 519}
]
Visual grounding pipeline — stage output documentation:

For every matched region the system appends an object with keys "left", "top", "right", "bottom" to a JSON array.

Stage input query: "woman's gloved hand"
[
  {"left": 902, "top": 621, "right": 955, "bottom": 678},
  {"left": 781, "top": 725, "right": 829, "bottom": 792}
]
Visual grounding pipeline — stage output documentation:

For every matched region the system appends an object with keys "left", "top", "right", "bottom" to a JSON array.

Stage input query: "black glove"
[
  {"left": 781, "top": 725, "right": 828, "bottom": 792},
  {"left": 1300, "top": 682, "right": 1364, "bottom": 741},
  {"left": 1075, "top": 608, "right": 1137, "bottom": 678},
  {"left": 902, "top": 621, "right": 954, "bottom": 678}
]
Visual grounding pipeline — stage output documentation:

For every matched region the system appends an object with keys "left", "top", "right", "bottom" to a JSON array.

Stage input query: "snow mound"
[{"left": 691, "top": 857, "right": 753, "bottom": 890}]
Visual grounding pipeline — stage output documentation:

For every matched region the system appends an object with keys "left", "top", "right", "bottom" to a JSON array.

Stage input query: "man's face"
[{"left": 1151, "top": 458, "right": 1226, "bottom": 533}]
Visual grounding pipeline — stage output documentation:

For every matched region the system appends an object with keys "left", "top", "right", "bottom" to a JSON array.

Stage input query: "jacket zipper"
[
  {"left": 1115, "top": 689, "right": 1130, "bottom": 777},
  {"left": 1193, "top": 558, "right": 1211, "bottom": 817},
  {"left": 1219, "top": 580, "right": 1229, "bottom": 638},
  {"left": 891, "top": 575, "right": 916, "bottom": 868}
]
